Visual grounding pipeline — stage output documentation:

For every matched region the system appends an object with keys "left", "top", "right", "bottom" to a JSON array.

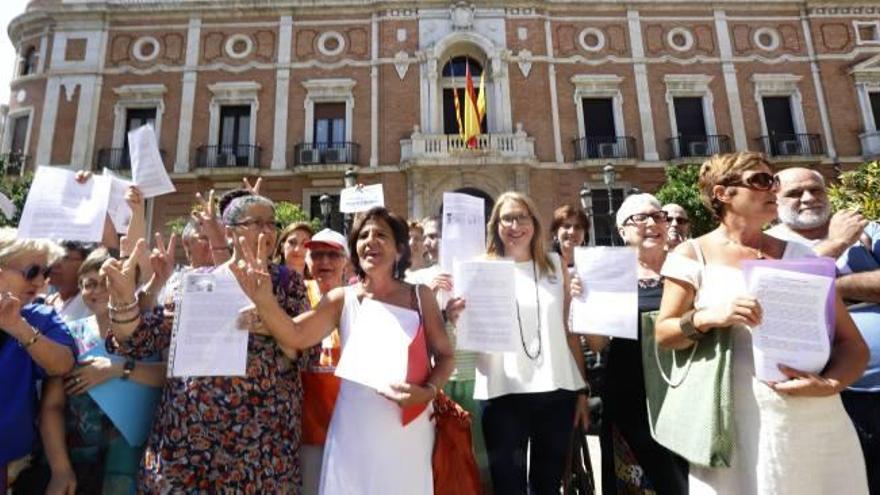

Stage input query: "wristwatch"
[{"left": 121, "top": 358, "right": 136, "bottom": 380}]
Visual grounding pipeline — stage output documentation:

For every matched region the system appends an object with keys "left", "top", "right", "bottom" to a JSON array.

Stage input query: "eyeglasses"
[
  {"left": 726, "top": 172, "right": 780, "bottom": 192},
  {"left": 499, "top": 213, "right": 533, "bottom": 227},
  {"left": 8, "top": 264, "right": 51, "bottom": 281},
  {"left": 668, "top": 216, "right": 689, "bottom": 225},
  {"left": 625, "top": 211, "right": 669, "bottom": 225},
  {"left": 310, "top": 251, "right": 344, "bottom": 261},
  {"left": 80, "top": 278, "right": 107, "bottom": 291},
  {"left": 231, "top": 218, "right": 278, "bottom": 231}
]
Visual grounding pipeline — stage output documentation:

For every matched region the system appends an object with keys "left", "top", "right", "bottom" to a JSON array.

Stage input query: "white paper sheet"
[
  {"left": 103, "top": 168, "right": 133, "bottom": 233},
  {"left": 169, "top": 270, "right": 252, "bottom": 377},
  {"left": 339, "top": 184, "right": 384, "bottom": 213},
  {"left": 17, "top": 166, "right": 111, "bottom": 242},
  {"left": 570, "top": 246, "right": 639, "bottom": 339},
  {"left": 453, "top": 260, "right": 518, "bottom": 352},
  {"left": 748, "top": 266, "right": 833, "bottom": 382},
  {"left": 128, "top": 125, "right": 175, "bottom": 198},
  {"left": 439, "top": 192, "right": 486, "bottom": 276},
  {"left": 334, "top": 299, "right": 411, "bottom": 393},
  {"left": 0, "top": 191, "right": 15, "bottom": 220}
]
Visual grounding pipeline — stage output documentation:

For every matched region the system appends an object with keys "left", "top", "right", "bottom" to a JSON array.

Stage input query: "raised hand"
[
  {"left": 0, "top": 291, "right": 24, "bottom": 332},
  {"left": 827, "top": 209, "right": 868, "bottom": 248},
  {"left": 101, "top": 239, "right": 146, "bottom": 303},
  {"left": 150, "top": 232, "right": 178, "bottom": 284},
  {"left": 192, "top": 189, "right": 225, "bottom": 242},
  {"left": 73, "top": 170, "right": 93, "bottom": 184},
  {"left": 64, "top": 357, "right": 117, "bottom": 395},
  {"left": 124, "top": 185, "right": 145, "bottom": 212},
  {"left": 229, "top": 233, "right": 274, "bottom": 305},
  {"left": 242, "top": 177, "right": 263, "bottom": 195}
]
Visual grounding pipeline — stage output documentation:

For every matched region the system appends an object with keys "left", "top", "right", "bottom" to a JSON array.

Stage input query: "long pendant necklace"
[{"left": 516, "top": 260, "right": 542, "bottom": 360}]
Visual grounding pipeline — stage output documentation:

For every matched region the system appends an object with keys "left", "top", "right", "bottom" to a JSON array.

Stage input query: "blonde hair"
[
  {"left": 0, "top": 228, "right": 65, "bottom": 266},
  {"left": 698, "top": 151, "right": 771, "bottom": 219},
  {"left": 486, "top": 192, "right": 556, "bottom": 278}
]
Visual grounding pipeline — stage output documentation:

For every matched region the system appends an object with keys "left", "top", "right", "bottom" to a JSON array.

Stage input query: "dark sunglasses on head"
[
  {"left": 11, "top": 264, "right": 51, "bottom": 281},
  {"left": 726, "top": 172, "right": 779, "bottom": 191}
]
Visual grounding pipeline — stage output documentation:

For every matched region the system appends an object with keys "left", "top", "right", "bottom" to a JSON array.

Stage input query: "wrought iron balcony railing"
[
  {"left": 96, "top": 147, "right": 168, "bottom": 172},
  {"left": 195, "top": 144, "right": 261, "bottom": 168},
  {"left": 758, "top": 133, "right": 824, "bottom": 157},
  {"left": 572, "top": 136, "right": 637, "bottom": 161},
  {"left": 667, "top": 134, "right": 731, "bottom": 159},
  {"left": 293, "top": 142, "right": 361, "bottom": 167}
]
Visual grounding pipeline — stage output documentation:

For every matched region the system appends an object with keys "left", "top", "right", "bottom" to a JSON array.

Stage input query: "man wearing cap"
[{"left": 300, "top": 229, "right": 348, "bottom": 495}]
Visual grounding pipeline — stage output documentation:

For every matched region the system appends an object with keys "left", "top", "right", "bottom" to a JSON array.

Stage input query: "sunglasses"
[
  {"left": 668, "top": 216, "right": 690, "bottom": 225},
  {"left": 726, "top": 172, "right": 780, "bottom": 191},
  {"left": 9, "top": 264, "right": 51, "bottom": 281}
]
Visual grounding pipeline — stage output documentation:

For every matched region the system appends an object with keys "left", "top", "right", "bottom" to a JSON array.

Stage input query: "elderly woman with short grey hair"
[
  {"left": 0, "top": 229, "right": 76, "bottom": 489},
  {"left": 573, "top": 193, "right": 688, "bottom": 494},
  {"left": 103, "top": 194, "right": 312, "bottom": 493}
]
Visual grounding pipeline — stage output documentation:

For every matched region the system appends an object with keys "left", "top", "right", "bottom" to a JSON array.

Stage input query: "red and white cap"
[{"left": 305, "top": 228, "right": 349, "bottom": 258}]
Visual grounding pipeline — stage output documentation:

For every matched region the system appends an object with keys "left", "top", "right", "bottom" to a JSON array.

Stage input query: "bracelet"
[
  {"left": 18, "top": 328, "right": 41, "bottom": 348},
  {"left": 121, "top": 358, "right": 136, "bottom": 380},
  {"left": 425, "top": 382, "right": 439, "bottom": 398},
  {"left": 679, "top": 309, "right": 706, "bottom": 342},
  {"left": 108, "top": 299, "right": 138, "bottom": 313},
  {"left": 109, "top": 312, "right": 141, "bottom": 325}
]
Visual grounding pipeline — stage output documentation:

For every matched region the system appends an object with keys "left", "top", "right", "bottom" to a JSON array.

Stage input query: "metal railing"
[
  {"left": 0, "top": 152, "right": 27, "bottom": 175},
  {"left": 572, "top": 136, "right": 637, "bottom": 160},
  {"left": 195, "top": 144, "right": 261, "bottom": 168},
  {"left": 758, "top": 133, "right": 824, "bottom": 157},
  {"left": 95, "top": 147, "right": 167, "bottom": 172},
  {"left": 667, "top": 134, "right": 731, "bottom": 159},
  {"left": 293, "top": 142, "right": 361, "bottom": 166}
]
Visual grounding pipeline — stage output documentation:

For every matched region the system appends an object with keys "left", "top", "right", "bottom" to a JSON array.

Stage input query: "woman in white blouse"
[{"left": 474, "top": 191, "right": 589, "bottom": 494}]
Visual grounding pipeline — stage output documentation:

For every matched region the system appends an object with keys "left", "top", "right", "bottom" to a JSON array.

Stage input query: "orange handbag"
[{"left": 431, "top": 391, "right": 481, "bottom": 495}]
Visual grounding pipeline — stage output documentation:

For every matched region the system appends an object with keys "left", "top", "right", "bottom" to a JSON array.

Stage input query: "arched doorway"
[{"left": 438, "top": 187, "right": 494, "bottom": 223}]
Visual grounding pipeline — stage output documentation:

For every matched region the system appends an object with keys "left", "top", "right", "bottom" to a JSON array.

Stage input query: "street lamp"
[
  {"left": 579, "top": 182, "right": 594, "bottom": 246},
  {"left": 602, "top": 163, "right": 616, "bottom": 246},
  {"left": 343, "top": 167, "right": 359, "bottom": 236},
  {"left": 319, "top": 194, "right": 332, "bottom": 229}
]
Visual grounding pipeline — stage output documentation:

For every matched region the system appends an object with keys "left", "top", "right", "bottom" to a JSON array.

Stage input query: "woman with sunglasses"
[
  {"left": 655, "top": 152, "right": 868, "bottom": 494},
  {"left": 24, "top": 248, "right": 165, "bottom": 495},
  {"left": 103, "top": 194, "right": 312, "bottom": 493},
  {"left": 0, "top": 229, "right": 76, "bottom": 490}
]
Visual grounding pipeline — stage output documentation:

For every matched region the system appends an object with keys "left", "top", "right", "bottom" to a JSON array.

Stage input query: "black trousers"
[
  {"left": 841, "top": 390, "right": 880, "bottom": 495},
  {"left": 480, "top": 389, "right": 577, "bottom": 495}
]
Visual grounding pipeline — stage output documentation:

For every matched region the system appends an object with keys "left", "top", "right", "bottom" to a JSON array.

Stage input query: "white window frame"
[
  {"left": 571, "top": 75, "right": 626, "bottom": 141},
  {"left": 854, "top": 21, "right": 880, "bottom": 45},
  {"left": 207, "top": 81, "right": 261, "bottom": 148},
  {"left": 751, "top": 74, "right": 807, "bottom": 138},
  {"left": 2, "top": 107, "right": 34, "bottom": 155},
  {"left": 664, "top": 74, "right": 717, "bottom": 139},
  {"left": 302, "top": 187, "right": 343, "bottom": 222},
  {"left": 302, "top": 78, "right": 355, "bottom": 145},
  {"left": 111, "top": 84, "right": 166, "bottom": 150}
]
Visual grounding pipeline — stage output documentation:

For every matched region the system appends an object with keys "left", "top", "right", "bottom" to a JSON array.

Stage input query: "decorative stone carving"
[
  {"left": 317, "top": 31, "right": 346, "bottom": 56},
  {"left": 450, "top": 2, "right": 475, "bottom": 31},
  {"left": 579, "top": 27, "right": 606, "bottom": 52},
  {"left": 132, "top": 36, "right": 160, "bottom": 62},
  {"left": 517, "top": 26, "right": 528, "bottom": 41},
  {"left": 397, "top": 28, "right": 407, "bottom": 42},
  {"left": 394, "top": 51, "right": 410, "bottom": 79},
  {"left": 516, "top": 49, "right": 532, "bottom": 78}
]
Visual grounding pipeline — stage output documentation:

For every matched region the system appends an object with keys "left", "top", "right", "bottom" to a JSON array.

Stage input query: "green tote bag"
[{"left": 640, "top": 310, "right": 734, "bottom": 468}]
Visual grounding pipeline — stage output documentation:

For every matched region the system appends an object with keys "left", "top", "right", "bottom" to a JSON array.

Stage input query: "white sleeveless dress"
[
  {"left": 318, "top": 287, "right": 434, "bottom": 495},
  {"left": 661, "top": 241, "right": 868, "bottom": 495}
]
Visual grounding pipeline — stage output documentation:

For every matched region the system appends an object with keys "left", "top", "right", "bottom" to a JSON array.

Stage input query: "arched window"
[
  {"left": 20, "top": 46, "right": 37, "bottom": 76},
  {"left": 440, "top": 55, "right": 488, "bottom": 135}
]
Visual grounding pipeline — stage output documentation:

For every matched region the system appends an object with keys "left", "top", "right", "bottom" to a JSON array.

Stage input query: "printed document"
[
  {"left": 439, "top": 192, "right": 486, "bottom": 276},
  {"left": 129, "top": 125, "right": 175, "bottom": 198},
  {"left": 169, "top": 270, "right": 251, "bottom": 377},
  {"left": 339, "top": 184, "right": 384, "bottom": 213},
  {"left": 570, "top": 247, "right": 639, "bottom": 339},
  {"left": 18, "top": 166, "right": 111, "bottom": 242},
  {"left": 453, "top": 260, "right": 518, "bottom": 352},
  {"left": 103, "top": 168, "right": 134, "bottom": 233}
]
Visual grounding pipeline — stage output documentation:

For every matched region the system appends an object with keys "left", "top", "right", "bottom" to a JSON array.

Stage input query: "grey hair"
[
  {"left": 616, "top": 193, "right": 662, "bottom": 227},
  {"left": 776, "top": 167, "right": 826, "bottom": 187},
  {"left": 221, "top": 195, "right": 276, "bottom": 226},
  {"left": 0, "top": 228, "right": 65, "bottom": 266}
]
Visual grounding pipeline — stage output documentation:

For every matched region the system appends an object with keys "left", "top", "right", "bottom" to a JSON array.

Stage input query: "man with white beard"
[{"left": 769, "top": 167, "right": 880, "bottom": 493}]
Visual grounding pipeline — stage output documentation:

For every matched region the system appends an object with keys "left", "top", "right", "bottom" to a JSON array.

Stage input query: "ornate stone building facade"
[{"left": 4, "top": 0, "right": 880, "bottom": 243}]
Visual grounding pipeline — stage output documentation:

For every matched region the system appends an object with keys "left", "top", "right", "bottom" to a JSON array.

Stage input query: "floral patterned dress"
[{"left": 107, "top": 264, "right": 311, "bottom": 494}]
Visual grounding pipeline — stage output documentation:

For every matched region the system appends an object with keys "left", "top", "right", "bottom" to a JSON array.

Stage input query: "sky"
[{"left": 0, "top": 0, "right": 32, "bottom": 104}]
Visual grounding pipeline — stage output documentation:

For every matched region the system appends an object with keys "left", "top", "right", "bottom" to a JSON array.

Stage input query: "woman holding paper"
[
  {"left": 474, "top": 192, "right": 589, "bottom": 494},
  {"left": 228, "top": 207, "right": 455, "bottom": 494},
  {"left": 103, "top": 194, "right": 312, "bottom": 493},
  {"left": 31, "top": 248, "right": 165, "bottom": 495},
  {"left": 572, "top": 194, "right": 688, "bottom": 494},
  {"left": 655, "top": 152, "right": 869, "bottom": 494}
]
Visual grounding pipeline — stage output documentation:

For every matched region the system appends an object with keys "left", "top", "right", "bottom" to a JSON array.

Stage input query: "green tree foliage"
[
  {"left": 0, "top": 172, "right": 33, "bottom": 228},
  {"left": 275, "top": 201, "right": 322, "bottom": 232},
  {"left": 828, "top": 161, "right": 880, "bottom": 220},
  {"left": 654, "top": 164, "right": 716, "bottom": 237}
]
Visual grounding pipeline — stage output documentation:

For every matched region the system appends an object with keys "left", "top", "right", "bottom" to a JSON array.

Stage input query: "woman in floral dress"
[{"left": 104, "top": 195, "right": 311, "bottom": 493}]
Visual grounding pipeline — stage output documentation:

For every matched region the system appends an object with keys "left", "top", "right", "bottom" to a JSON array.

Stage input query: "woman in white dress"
[
  {"left": 230, "top": 207, "right": 455, "bottom": 495},
  {"left": 655, "top": 151, "right": 869, "bottom": 494}
]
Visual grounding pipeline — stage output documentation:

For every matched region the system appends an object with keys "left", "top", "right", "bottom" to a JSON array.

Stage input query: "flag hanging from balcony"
[{"left": 462, "top": 62, "right": 486, "bottom": 149}]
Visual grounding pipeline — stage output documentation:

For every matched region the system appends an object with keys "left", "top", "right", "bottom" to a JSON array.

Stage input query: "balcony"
[
  {"left": 572, "top": 136, "right": 637, "bottom": 161},
  {"left": 195, "top": 145, "right": 261, "bottom": 169},
  {"left": 400, "top": 125, "right": 536, "bottom": 166},
  {"left": 859, "top": 131, "right": 880, "bottom": 158},
  {"left": 758, "top": 133, "right": 824, "bottom": 157},
  {"left": 0, "top": 152, "right": 27, "bottom": 176},
  {"left": 667, "top": 135, "right": 731, "bottom": 160},
  {"left": 96, "top": 147, "right": 168, "bottom": 173},
  {"left": 293, "top": 142, "right": 361, "bottom": 167}
]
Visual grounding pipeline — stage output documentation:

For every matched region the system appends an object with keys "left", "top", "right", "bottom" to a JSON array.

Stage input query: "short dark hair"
[
  {"left": 348, "top": 207, "right": 411, "bottom": 280},
  {"left": 550, "top": 205, "right": 590, "bottom": 245},
  {"left": 60, "top": 240, "right": 96, "bottom": 260}
]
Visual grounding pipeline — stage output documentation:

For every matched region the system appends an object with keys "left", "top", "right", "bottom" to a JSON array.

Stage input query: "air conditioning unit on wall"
[
  {"left": 779, "top": 140, "right": 802, "bottom": 155},
  {"left": 688, "top": 141, "right": 709, "bottom": 156},
  {"left": 323, "top": 147, "right": 348, "bottom": 164},
  {"left": 597, "top": 142, "right": 618, "bottom": 158},
  {"left": 298, "top": 148, "right": 321, "bottom": 165}
]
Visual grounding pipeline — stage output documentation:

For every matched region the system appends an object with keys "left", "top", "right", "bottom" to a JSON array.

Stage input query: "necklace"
[
  {"left": 516, "top": 260, "right": 542, "bottom": 360},
  {"left": 720, "top": 230, "right": 765, "bottom": 259}
]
